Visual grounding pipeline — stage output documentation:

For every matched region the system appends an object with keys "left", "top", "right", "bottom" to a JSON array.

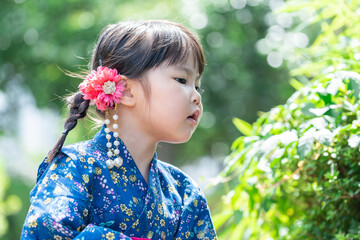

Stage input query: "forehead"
[{"left": 162, "top": 54, "right": 201, "bottom": 78}]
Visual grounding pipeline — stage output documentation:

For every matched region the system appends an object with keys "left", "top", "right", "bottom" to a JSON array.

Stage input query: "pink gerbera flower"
[{"left": 79, "top": 66, "right": 126, "bottom": 111}]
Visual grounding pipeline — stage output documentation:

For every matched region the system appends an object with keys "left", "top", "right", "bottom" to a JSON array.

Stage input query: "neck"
[
  {"left": 108, "top": 115, "right": 157, "bottom": 184},
  {"left": 120, "top": 129, "right": 157, "bottom": 183}
]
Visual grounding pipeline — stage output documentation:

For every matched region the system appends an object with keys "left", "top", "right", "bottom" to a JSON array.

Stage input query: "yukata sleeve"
[
  {"left": 176, "top": 185, "right": 217, "bottom": 240},
  {"left": 21, "top": 153, "right": 146, "bottom": 240}
]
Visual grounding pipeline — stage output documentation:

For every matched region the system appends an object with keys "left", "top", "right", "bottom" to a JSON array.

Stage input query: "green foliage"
[
  {"left": 0, "top": 159, "right": 22, "bottom": 240},
  {"left": 233, "top": 118, "right": 253, "bottom": 136},
  {"left": 215, "top": 0, "right": 360, "bottom": 239}
]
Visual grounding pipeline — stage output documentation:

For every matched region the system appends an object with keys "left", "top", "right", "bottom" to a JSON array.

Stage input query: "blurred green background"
[{"left": 0, "top": 0, "right": 296, "bottom": 239}]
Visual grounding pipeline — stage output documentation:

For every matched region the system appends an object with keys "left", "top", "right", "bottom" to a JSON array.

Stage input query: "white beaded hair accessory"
[{"left": 104, "top": 104, "right": 123, "bottom": 169}]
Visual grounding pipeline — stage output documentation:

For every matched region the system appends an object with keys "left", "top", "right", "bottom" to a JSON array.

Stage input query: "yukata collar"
[
  {"left": 93, "top": 124, "right": 158, "bottom": 159},
  {"left": 93, "top": 124, "right": 159, "bottom": 184},
  {"left": 93, "top": 125, "right": 163, "bottom": 234}
]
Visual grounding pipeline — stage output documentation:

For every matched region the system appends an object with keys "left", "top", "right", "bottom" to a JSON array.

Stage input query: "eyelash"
[
  {"left": 174, "top": 78, "right": 204, "bottom": 94},
  {"left": 196, "top": 86, "right": 205, "bottom": 94},
  {"left": 175, "top": 78, "right": 187, "bottom": 84}
]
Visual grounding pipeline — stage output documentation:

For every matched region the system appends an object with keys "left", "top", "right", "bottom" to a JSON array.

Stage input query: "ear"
[{"left": 119, "top": 77, "right": 140, "bottom": 107}]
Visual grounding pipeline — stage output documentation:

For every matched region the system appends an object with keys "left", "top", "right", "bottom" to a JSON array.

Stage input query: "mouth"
[{"left": 187, "top": 109, "right": 200, "bottom": 124}]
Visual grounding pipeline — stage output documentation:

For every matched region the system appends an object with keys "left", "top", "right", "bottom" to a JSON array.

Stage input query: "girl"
[{"left": 21, "top": 20, "right": 217, "bottom": 239}]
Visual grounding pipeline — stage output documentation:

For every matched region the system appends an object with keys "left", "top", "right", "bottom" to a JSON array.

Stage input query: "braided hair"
[{"left": 47, "top": 92, "right": 90, "bottom": 162}]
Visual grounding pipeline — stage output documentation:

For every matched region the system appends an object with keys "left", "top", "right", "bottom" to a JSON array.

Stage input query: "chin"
[{"left": 164, "top": 134, "right": 193, "bottom": 144}]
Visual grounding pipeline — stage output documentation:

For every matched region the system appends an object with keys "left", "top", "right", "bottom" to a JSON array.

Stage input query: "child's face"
[{"left": 136, "top": 54, "right": 203, "bottom": 144}]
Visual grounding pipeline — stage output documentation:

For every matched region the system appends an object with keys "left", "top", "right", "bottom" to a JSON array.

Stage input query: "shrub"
[{"left": 214, "top": 0, "right": 360, "bottom": 239}]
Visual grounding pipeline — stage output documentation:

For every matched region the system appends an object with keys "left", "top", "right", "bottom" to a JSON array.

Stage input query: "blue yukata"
[{"left": 21, "top": 125, "right": 217, "bottom": 239}]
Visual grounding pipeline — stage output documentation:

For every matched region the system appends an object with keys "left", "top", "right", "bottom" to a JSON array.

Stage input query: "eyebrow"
[{"left": 176, "top": 66, "right": 201, "bottom": 80}]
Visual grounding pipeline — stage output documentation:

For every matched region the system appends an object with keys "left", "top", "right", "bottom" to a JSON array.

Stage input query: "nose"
[{"left": 191, "top": 88, "right": 202, "bottom": 105}]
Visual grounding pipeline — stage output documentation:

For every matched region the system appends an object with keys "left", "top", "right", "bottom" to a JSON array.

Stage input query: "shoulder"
[
  {"left": 36, "top": 139, "right": 105, "bottom": 182},
  {"left": 59, "top": 138, "right": 107, "bottom": 172},
  {"left": 61, "top": 139, "right": 94, "bottom": 160}
]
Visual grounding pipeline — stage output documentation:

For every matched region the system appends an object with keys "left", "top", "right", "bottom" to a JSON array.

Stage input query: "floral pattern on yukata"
[{"left": 21, "top": 125, "right": 217, "bottom": 240}]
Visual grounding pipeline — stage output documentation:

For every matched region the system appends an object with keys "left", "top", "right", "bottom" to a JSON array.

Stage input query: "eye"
[
  {"left": 195, "top": 86, "right": 205, "bottom": 94},
  {"left": 174, "top": 78, "right": 187, "bottom": 84}
]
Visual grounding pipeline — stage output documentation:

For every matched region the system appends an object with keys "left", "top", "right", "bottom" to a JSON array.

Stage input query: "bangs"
[
  {"left": 93, "top": 20, "right": 205, "bottom": 78},
  {"left": 144, "top": 21, "right": 205, "bottom": 75}
]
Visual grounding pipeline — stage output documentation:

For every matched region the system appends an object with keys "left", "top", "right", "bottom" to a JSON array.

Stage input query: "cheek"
[{"left": 199, "top": 105, "right": 204, "bottom": 120}]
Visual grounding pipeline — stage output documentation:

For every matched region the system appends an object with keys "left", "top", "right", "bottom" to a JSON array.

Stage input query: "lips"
[{"left": 187, "top": 109, "right": 200, "bottom": 124}]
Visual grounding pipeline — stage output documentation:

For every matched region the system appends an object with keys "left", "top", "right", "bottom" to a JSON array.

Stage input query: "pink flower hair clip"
[{"left": 79, "top": 66, "right": 126, "bottom": 111}]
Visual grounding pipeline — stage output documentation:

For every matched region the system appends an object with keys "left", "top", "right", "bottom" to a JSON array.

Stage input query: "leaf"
[
  {"left": 308, "top": 107, "right": 330, "bottom": 117},
  {"left": 349, "top": 78, "right": 360, "bottom": 102},
  {"left": 313, "top": 85, "right": 327, "bottom": 95},
  {"left": 335, "top": 70, "right": 360, "bottom": 82},
  {"left": 343, "top": 100, "right": 355, "bottom": 112},
  {"left": 309, "top": 117, "right": 329, "bottom": 129},
  {"left": 233, "top": 118, "right": 252, "bottom": 136},
  {"left": 300, "top": 117, "right": 328, "bottom": 132},
  {"left": 289, "top": 78, "right": 305, "bottom": 90},
  {"left": 259, "top": 135, "right": 281, "bottom": 156},
  {"left": 348, "top": 135, "right": 360, "bottom": 148},
  {"left": 314, "top": 129, "right": 334, "bottom": 146},
  {"left": 231, "top": 136, "right": 244, "bottom": 150},
  {"left": 106, "top": 221, "right": 114, "bottom": 226},
  {"left": 297, "top": 128, "right": 316, "bottom": 159},
  {"left": 257, "top": 157, "right": 271, "bottom": 173},
  {"left": 326, "top": 77, "right": 342, "bottom": 95},
  {"left": 301, "top": 103, "right": 317, "bottom": 117},
  {"left": 270, "top": 148, "right": 285, "bottom": 168},
  {"left": 317, "top": 93, "right": 332, "bottom": 105},
  {"left": 183, "top": 206, "right": 194, "bottom": 212},
  {"left": 279, "top": 130, "right": 298, "bottom": 145}
]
